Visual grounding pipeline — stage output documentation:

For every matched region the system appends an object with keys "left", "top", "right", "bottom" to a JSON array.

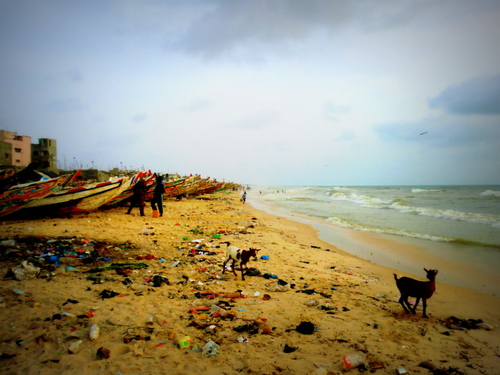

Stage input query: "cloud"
[
  {"left": 170, "top": 0, "right": 500, "bottom": 59},
  {"left": 170, "top": 1, "right": 355, "bottom": 58},
  {"left": 429, "top": 74, "right": 500, "bottom": 115}
]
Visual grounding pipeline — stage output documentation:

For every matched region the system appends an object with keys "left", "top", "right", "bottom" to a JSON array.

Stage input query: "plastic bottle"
[
  {"left": 342, "top": 351, "right": 366, "bottom": 371},
  {"left": 89, "top": 324, "right": 100, "bottom": 340}
]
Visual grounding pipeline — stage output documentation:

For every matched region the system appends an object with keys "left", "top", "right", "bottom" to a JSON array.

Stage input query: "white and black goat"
[
  {"left": 394, "top": 268, "right": 438, "bottom": 318},
  {"left": 222, "top": 242, "right": 260, "bottom": 281}
]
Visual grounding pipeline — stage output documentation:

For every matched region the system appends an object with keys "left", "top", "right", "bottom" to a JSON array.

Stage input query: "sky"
[{"left": 0, "top": 0, "right": 499, "bottom": 186}]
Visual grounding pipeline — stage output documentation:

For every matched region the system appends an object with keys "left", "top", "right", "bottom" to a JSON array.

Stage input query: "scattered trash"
[
  {"left": 368, "top": 361, "right": 385, "bottom": 370},
  {"left": 10, "top": 261, "right": 40, "bottom": 280},
  {"left": 343, "top": 351, "right": 366, "bottom": 371},
  {"left": 296, "top": 321, "right": 315, "bottom": 335},
  {"left": 178, "top": 336, "right": 191, "bottom": 349},
  {"left": 0, "top": 239, "right": 16, "bottom": 247},
  {"left": 202, "top": 339, "right": 220, "bottom": 358},
  {"left": 438, "top": 316, "right": 493, "bottom": 330},
  {"left": 89, "top": 324, "right": 100, "bottom": 340},
  {"left": 68, "top": 340, "right": 83, "bottom": 354},
  {"left": 260, "top": 255, "right": 270, "bottom": 260},
  {"left": 283, "top": 344, "right": 298, "bottom": 353},
  {"left": 265, "top": 280, "right": 290, "bottom": 292},
  {"left": 96, "top": 347, "right": 110, "bottom": 359},
  {"left": 99, "top": 290, "right": 120, "bottom": 299}
]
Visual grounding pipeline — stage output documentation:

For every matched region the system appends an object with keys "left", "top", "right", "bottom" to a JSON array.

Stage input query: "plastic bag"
[
  {"left": 12, "top": 261, "right": 40, "bottom": 281},
  {"left": 202, "top": 339, "right": 220, "bottom": 358}
]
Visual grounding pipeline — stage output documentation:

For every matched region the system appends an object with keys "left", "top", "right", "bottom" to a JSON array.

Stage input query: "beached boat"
[
  {"left": 0, "top": 162, "right": 41, "bottom": 192},
  {"left": 28, "top": 176, "right": 129, "bottom": 214},
  {"left": 192, "top": 180, "right": 226, "bottom": 195},
  {"left": 104, "top": 172, "right": 156, "bottom": 207},
  {"left": 164, "top": 176, "right": 202, "bottom": 198},
  {"left": 0, "top": 172, "right": 79, "bottom": 218}
]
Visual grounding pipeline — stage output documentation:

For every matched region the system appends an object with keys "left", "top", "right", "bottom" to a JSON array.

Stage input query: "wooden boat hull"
[
  {"left": 29, "top": 178, "right": 128, "bottom": 214},
  {"left": 0, "top": 173, "right": 76, "bottom": 218}
]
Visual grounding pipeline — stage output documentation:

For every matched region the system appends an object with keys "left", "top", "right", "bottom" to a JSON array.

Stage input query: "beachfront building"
[
  {"left": 32, "top": 138, "right": 57, "bottom": 172},
  {"left": 0, "top": 130, "right": 32, "bottom": 167}
]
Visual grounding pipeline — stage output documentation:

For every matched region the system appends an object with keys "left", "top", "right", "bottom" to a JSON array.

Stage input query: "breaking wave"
[
  {"left": 326, "top": 190, "right": 499, "bottom": 227},
  {"left": 411, "top": 188, "right": 443, "bottom": 193},
  {"left": 481, "top": 190, "right": 500, "bottom": 197}
]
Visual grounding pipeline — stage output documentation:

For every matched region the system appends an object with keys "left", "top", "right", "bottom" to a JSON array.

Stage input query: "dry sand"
[{"left": 0, "top": 191, "right": 499, "bottom": 375}]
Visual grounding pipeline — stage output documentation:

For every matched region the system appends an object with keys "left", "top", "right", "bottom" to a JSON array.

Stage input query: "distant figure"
[
  {"left": 151, "top": 174, "right": 165, "bottom": 216},
  {"left": 241, "top": 191, "right": 247, "bottom": 203},
  {"left": 127, "top": 178, "right": 147, "bottom": 216}
]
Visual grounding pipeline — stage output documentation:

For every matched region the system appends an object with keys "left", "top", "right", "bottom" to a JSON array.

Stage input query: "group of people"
[
  {"left": 126, "top": 174, "right": 166, "bottom": 217},
  {"left": 127, "top": 175, "right": 247, "bottom": 216}
]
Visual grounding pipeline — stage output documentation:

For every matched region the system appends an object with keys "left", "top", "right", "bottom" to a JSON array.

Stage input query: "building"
[
  {"left": 0, "top": 130, "right": 32, "bottom": 167},
  {"left": 32, "top": 138, "right": 57, "bottom": 172}
]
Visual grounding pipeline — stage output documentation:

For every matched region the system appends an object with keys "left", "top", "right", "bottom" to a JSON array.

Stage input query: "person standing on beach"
[
  {"left": 126, "top": 178, "right": 147, "bottom": 216},
  {"left": 241, "top": 191, "right": 247, "bottom": 203},
  {"left": 151, "top": 174, "right": 165, "bottom": 216}
]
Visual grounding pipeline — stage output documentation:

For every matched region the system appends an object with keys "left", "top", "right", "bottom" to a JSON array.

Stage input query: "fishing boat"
[
  {"left": 103, "top": 172, "right": 155, "bottom": 207},
  {"left": 28, "top": 176, "right": 129, "bottom": 214},
  {"left": 0, "top": 171, "right": 79, "bottom": 218}
]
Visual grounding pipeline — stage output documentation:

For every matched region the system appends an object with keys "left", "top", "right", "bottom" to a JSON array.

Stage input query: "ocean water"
[{"left": 247, "top": 185, "right": 500, "bottom": 294}]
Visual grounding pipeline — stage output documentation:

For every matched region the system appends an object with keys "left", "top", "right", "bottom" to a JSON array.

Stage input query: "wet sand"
[{"left": 248, "top": 195, "right": 500, "bottom": 296}]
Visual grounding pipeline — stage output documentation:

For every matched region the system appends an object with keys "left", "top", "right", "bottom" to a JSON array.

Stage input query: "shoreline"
[
  {"left": 247, "top": 194, "right": 500, "bottom": 296},
  {"left": 0, "top": 191, "right": 499, "bottom": 375}
]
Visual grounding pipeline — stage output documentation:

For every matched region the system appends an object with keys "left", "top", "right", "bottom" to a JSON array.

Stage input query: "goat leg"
[
  {"left": 411, "top": 297, "right": 421, "bottom": 314},
  {"left": 231, "top": 259, "right": 238, "bottom": 277},
  {"left": 422, "top": 298, "right": 428, "bottom": 318},
  {"left": 222, "top": 259, "right": 228, "bottom": 274},
  {"left": 399, "top": 296, "right": 411, "bottom": 314}
]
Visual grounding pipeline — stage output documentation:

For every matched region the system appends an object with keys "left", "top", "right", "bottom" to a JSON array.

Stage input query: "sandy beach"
[{"left": 0, "top": 190, "right": 499, "bottom": 375}]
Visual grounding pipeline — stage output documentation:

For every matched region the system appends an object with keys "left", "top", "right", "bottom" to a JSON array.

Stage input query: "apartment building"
[
  {"left": 0, "top": 130, "right": 58, "bottom": 172},
  {"left": 0, "top": 130, "right": 32, "bottom": 167},
  {"left": 32, "top": 138, "right": 57, "bottom": 171}
]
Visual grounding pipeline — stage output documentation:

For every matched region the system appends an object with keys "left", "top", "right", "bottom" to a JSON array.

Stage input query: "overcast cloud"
[{"left": 0, "top": 0, "right": 499, "bottom": 185}]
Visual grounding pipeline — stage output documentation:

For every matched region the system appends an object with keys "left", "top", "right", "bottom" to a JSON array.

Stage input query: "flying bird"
[{"left": 420, "top": 132, "right": 428, "bottom": 135}]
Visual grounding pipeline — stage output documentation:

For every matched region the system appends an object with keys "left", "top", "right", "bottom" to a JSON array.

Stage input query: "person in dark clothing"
[
  {"left": 127, "top": 178, "right": 147, "bottom": 216},
  {"left": 151, "top": 174, "right": 165, "bottom": 216}
]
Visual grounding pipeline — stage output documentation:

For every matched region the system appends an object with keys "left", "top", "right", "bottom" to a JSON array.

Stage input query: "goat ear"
[
  {"left": 424, "top": 268, "right": 428, "bottom": 272},
  {"left": 435, "top": 270, "right": 439, "bottom": 275}
]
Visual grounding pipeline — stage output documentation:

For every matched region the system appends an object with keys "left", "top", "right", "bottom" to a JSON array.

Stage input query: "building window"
[
  {"left": 15, "top": 159, "right": 20, "bottom": 163},
  {"left": 5, "top": 153, "right": 9, "bottom": 159},
  {"left": 33, "top": 151, "right": 39, "bottom": 156},
  {"left": 14, "top": 148, "right": 21, "bottom": 153}
]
